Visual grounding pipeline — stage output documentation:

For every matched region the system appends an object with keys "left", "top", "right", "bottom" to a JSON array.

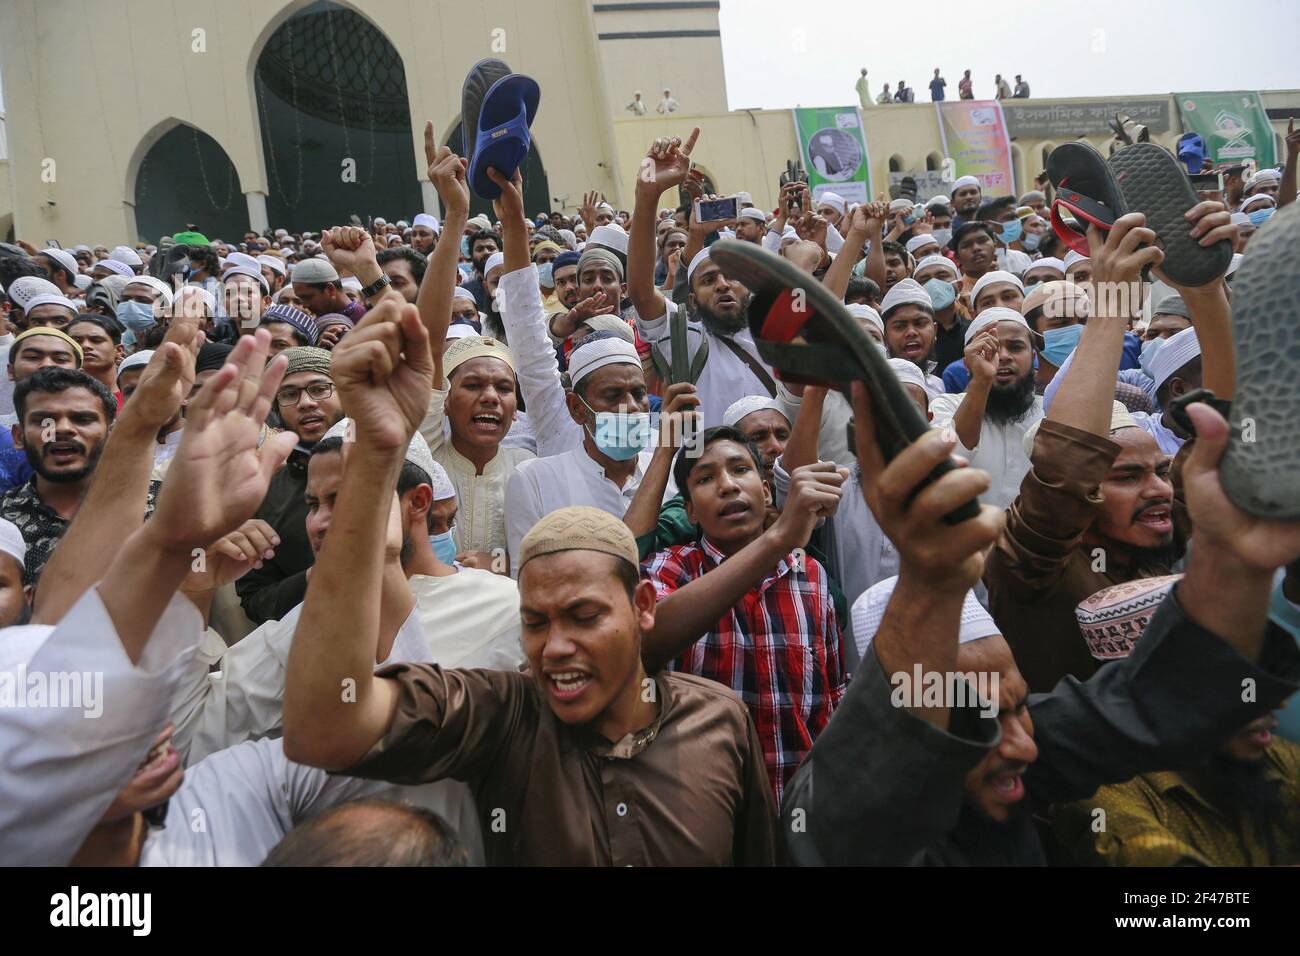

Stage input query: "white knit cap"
[
  {"left": 817, "top": 191, "right": 847, "bottom": 214},
  {"left": 73, "top": 274, "right": 93, "bottom": 291},
  {"left": 23, "top": 293, "right": 78, "bottom": 316},
  {"left": 1240, "top": 193, "right": 1276, "bottom": 212},
  {"left": 291, "top": 258, "right": 341, "bottom": 283},
  {"left": 887, "top": 356, "right": 927, "bottom": 393},
  {"left": 125, "top": 275, "right": 175, "bottom": 307},
  {"left": 483, "top": 252, "right": 506, "bottom": 277},
  {"left": 880, "top": 277, "right": 933, "bottom": 316},
  {"left": 912, "top": 255, "right": 959, "bottom": 280},
  {"left": 589, "top": 223, "right": 629, "bottom": 255},
  {"left": 1063, "top": 250, "right": 1090, "bottom": 272},
  {"left": 413, "top": 213, "right": 441, "bottom": 233},
  {"left": 7, "top": 276, "right": 61, "bottom": 310},
  {"left": 1244, "top": 168, "right": 1281, "bottom": 193},
  {"left": 722, "top": 396, "right": 787, "bottom": 429},
  {"left": 567, "top": 335, "right": 641, "bottom": 384},
  {"left": 853, "top": 576, "right": 998, "bottom": 659},
  {"left": 950, "top": 175, "right": 980, "bottom": 194},
  {"left": 1146, "top": 325, "right": 1200, "bottom": 392},
  {"left": 888, "top": 197, "right": 915, "bottom": 214},
  {"left": 257, "top": 254, "right": 287, "bottom": 276},
  {"left": 687, "top": 247, "right": 713, "bottom": 282},
  {"left": 96, "top": 259, "right": 136, "bottom": 278},
  {"left": 970, "top": 270, "right": 1024, "bottom": 308},
  {"left": 846, "top": 303, "right": 884, "bottom": 338},
  {"left": 39, "top": 247, "right": 79, "bottom": 277},
  {"left": 110, "top": 245, "right": 143, "bottom": 267},
  {"left": 964, "top": 306, "right": 1031, "bottom": 345},
  {"left": 0, "top": 517, "right": 26, "bottom": 570},
  {"left": 738, "top": 207, "right": 768, "bottom": 223},
  {"left": 117, "top": 349, "right": 155, "bottom": 380},
  {"left": 1023, "top": 257, "right": 1065, "bottom": 279},
  {"left": 906, "top": 235, "right": 941, "bottom": 256},
  {"left": 924, "top": 194, "right": 952, "bottom": 210},
  {"left": 452, "top": 286, "right": 476, "bottom": 303}
]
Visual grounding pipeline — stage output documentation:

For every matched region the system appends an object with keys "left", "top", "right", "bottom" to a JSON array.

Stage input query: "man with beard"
[
  {"left": 722, "top": 396, "right": 790, "bottom": 479},
  {"left": 1, "top": 366, "right": 157, "bottom": 586},
  {"left": 984, "top": 214, "right": 1196, "bottom": 693},
  {"left": 1, "top": 326, "right": 85, "bottom": 492},
  {"left": 930, "top": 308, "right": 1044, "bottom": 512},
  {"left": 458, "top": 230, "right": 502, "bottom": 316},
  {"left": 410, "top": 213, "right": 440, "bottom": 257},
  {"left": 289, "top": 258, "right": 362, "bottom": 326},
  {"left": 628, "top": 129, "right": 776, "bottom": 427},
  {"left": 235, "top": 346, "right": 344, "bottom": 624},
  {"left": 949, "top": 175, "right": 983, "bottom": 231},
  {"left": 1053, "top": 577, "right": 1300, "bottom": 866}
]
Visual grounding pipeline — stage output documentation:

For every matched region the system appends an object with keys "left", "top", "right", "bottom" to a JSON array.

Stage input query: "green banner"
[
  {"left": 1176, "top": 91, "right": 1277, "bottom": 168},
  {"left": 792, "top": 107, "right": 872, "bottom": 207}
]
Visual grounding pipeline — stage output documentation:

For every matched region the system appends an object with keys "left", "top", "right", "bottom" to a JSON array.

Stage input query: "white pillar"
[
  {"left": 245, "top": 191, "right": 269, "bottom": 234},
  {"left": 420, "top": 180, "right": 440, "bottom": 218}
]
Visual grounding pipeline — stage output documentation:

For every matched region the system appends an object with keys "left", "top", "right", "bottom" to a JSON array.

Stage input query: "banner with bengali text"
[{"left": 934, "top": 100, "right": 1014, "bottom": 198}]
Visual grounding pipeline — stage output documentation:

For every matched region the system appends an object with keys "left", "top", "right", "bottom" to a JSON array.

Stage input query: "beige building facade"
[{"left": 1, "top": 0, "right": 1295, "bottom": 245}]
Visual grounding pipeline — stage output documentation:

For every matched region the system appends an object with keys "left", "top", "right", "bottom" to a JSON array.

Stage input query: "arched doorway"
[
  {"left": 253, "top": 0, "right": 421, "bottom": 232},
  {"left": 445, "top": 123, "right": 552, "bottom": 221},
  {"left": 132, "top": 122, "right": 248, "bottom": 244}
]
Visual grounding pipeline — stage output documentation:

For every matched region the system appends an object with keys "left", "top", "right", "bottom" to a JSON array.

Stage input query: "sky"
[{"left": 718, "top": 0, "right": 1300, "bottom": 110}]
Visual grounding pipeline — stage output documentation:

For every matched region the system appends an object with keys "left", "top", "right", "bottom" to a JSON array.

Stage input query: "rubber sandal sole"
[
  {"left": 467, "top": 73, "right": 540, "bottom": 200},
  {"left": 461, "top": 58, "right": 513, "bottom": 188},
  {"left": 709, "top": 238, "right": 981, "bottom": 524},
  {"left": 1047, "top": 142, "right": 1128, "bottom": 257},
  {"left": 1220, "top": 201, "right": 1300, "bottom": 518},
  {"left": 1109, "top": 143, "right": 1232, "bottom": 287}
]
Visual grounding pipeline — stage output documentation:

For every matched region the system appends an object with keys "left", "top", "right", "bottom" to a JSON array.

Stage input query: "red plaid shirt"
[{"left": 643, "top": 537, "right": 847, "bottom": 801}]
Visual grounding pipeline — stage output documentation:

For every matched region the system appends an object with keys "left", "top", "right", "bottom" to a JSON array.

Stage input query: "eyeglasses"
[{"left": 275, "top": 381, "right": 335, "bottom": 408}]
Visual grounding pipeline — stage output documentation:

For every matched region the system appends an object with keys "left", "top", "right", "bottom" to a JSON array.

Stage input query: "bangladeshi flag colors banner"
[
  {"left": 792, "top": 107, "right": 873, "bottom": 207},
  {"left": 1176, "top": 92, "right": 1277, "bottom": 169},
  {"left": 934, "top": 100, "right": 1015, "bottom": 198}
]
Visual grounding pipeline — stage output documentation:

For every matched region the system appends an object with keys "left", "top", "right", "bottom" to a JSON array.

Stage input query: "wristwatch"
[{"left": 359, "top": 273, "right": 392, "bottom": 301}]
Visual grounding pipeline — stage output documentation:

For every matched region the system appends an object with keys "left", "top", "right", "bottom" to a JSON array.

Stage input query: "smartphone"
[
  {"left": 45, "top": 239, "right": 62, "bottom": 249},
  {"left": 1189, "top": 171, "right": 1224, "bottom": 195},
  {"left": 695, "top": 195, "right": 740, "bottom": 224}
]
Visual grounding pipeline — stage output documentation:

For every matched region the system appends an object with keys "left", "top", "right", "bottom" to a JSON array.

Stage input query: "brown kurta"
[
  {"left": 342, "top": 666, "right": 778, "bottom": 866},
  {"left": 984, "top": 419, "right": 1170, "bottom": 692}
]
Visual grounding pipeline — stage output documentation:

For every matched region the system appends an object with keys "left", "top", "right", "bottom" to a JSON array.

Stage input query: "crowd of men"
[
  {"left": 861, "top": 68, "right": 1029, "bottom": 106},
  {"left": 1, "top": 109, "right": 1299, "bottom": 868}
]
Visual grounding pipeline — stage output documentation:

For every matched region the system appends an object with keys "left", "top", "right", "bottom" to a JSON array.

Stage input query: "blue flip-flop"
[{"left": 461, "top": 58, "right": 540, "bottom": 200}]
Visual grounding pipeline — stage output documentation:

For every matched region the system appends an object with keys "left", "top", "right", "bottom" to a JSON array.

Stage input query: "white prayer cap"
[
  {"left": 445, "top": 324, "right": 478, "bottom": 340},
  {"left": 257, "top": 254, "right": 287, "bottom": 276},
  {"left": 888, "top": 197, "right": 914, "bottom": 214},
  {"left": 970, "top": 269, "right": 1024, "bottom": 307},
  {"left": 341, "top": 276, "right": 364, "bottom": 292},
  {"left": 1147, "top": 325, "right": 1200, "bottom": 392},
  {"left": 117, "top": 349, "right": 154, "bottom": 380},
  {"left": 483, "top": 252, "right": 506, "bottom": 277},
  {"left": 0, "top": 517, "right": 26, "bottom": 570},
  {"left": 964, "top": 306, "right": 1031, "bottom": 345},
  {"left": 413, "top": 213, "right": 441, "bottom": 233},
  {"left": 853, "top": 576, "right": 998, "bottom": 658},
  {"left": 596, "top": 202, "right": 615, "bottom": 214},
  {"left": 7, "top": 276, "right": 61, "bottom": 309},
  {"left": 1244, "top": 168, "right": 1281, "bottom": 194},
  {"left": 452, "top": 286, "right": 476, "bottom": 303},
  {"left": 687, "top": 247, "right": 713, "bottom": 283},
  {"left": 558, "top": 228, "right": 578, "bottom": 250},
  {"left": 817, "top": 191, "right": 847, "bottom": 214},
  {"left": 126, "top": 275, "right": 175, "bottom": 306},
  {"left": 738, "top": 207, "right": 768, "bottom": 223},
  {"left": 1023, "top": 401, "right": 1134, "bottom": 458},
  {"left": 950, "top": 175, "right": 980, "bottom": 194},
  {"left": 226, "top": 252, "right": 261, "bottom": 272},
  {"left": 1023, "top": 257, "right": 1065, "bottom": 279},
  {"left": 722, "top": 396, "right": 787, "bottom": 429},
  {"left": 781, "top": 225, "right": 798, "bottom": 241},
  {"left": 579, "top": 315, "right": 636, "bottom": 345},
  {"left": 1240, "top": 193, "right": 1276, "bottom": 212},
  {"left": 73, "top": 274, "right": 93, "bottom": 291},
  {"left": 1063, "top": 250, "right": 1090, "bottom": 273},
  {"left": 100, "top": 275, "right": 131, "bottom": 296},
  {"left": 589, "top": 223, "right": 629, "bottom": 255},
  {"left": 323, "top": 418, "right": 442, "bottom": 489},
  {"left": 906, "top": 235, "right": 941, "bottom": 257},
  {"left": 291, "top": 258, "right": 340, "bottom": 284},
  {"left": 912, "top": 254, "right": 959, "bottom": 280},
  {"left": 567, "top": 334, "right": 641, "bottom": 384},
  {"left": 23, "top": 293, "right": 79, "bottom": 316},
  {"left": 736, "top": 191, "right": 754, "bottom": 206},
  {"left": 110, "top": 245, "right": 143, "bottom": 267},
  {"left": 887, "top": 357, "right": 927, "bottom": 394},
  {"left": 39, "top": 247, "right": 79, "bottom": 276},
  {"left": 846, "top": 303, "right": 884, "bottom": 338},
  {"left": 880, "top": 277, "right": 933, "bottom": 316},
  {"left": 96, "top": 258, "right": 135, "bottom": 278},
  {"left": 468, "top": 214, "right": 493, "bottom": 232},
  {"left": 924, "top": 194, "right": 952, "bottom": 210}
]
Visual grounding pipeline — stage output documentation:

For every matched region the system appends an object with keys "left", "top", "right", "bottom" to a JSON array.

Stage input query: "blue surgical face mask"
[
  {"left": 1023, "top": 281, "right": 1042, "bottom": 298},
  {"left": 1041, "top": 323, "right": 1085, "bottom": 366},
  {"left": 579, "top": 395, "right": 650, "bottom": 461},
  {"left": 998, "top": 219, "right": 1023, "bottom": 245},
  {"left": 1021, "top": 231, "right": 1042, "bottom": 252},
  {"left": 429, "top": 529, "right": 458, "bottom": 565},
  {"left": 460, "top": 236, "right": 470, "bottom": 257},
  {"left": 116, "top": 300, "right": 157, "bottom": 335},
  {"left": 1139, "top": 335, "right": 1164, "bottom": 378},
  {"left": 537, "top": 262, "right": 554, "bottom": 287},
  {"left": 923, "top": 277, "right": 957, "bottom": 311},
  {"left": 931, "top": 227, "right": 952, "bottom": 247},
  {"left": 1247, "top": 207, "right": 1275, "bottom": 227}
]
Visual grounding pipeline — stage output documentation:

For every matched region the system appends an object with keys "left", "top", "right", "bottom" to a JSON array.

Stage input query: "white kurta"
[
  {"left": 0, "top": 587, "right": 204, "bottom": 865},
  {"left": 929, "top": 392, "right": 1045, "bottom": 513}
]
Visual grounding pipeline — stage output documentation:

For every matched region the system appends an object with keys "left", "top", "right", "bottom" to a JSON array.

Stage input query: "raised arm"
[
  {"left": 628, "top": 128, "right": 699, "bottom": 325},
  {"left": 623, "top": 382, "right": 698, "bottom": 537},
  {"left": 777, "top": 384, "right": 827, "bottom": 474},
  {"left": 821, "top": 206, "right": 868, "bottom": 300},
  {"left": 949, "top": 325, "right": 998, "bottom": 450},
  {"left": 1279, "top": 119, "right": 1298, "bottom": 210},
  {"left": 283, "top": 298, "right": 433, "bottom": 770},
  {"left": 1046, "top": 214, "right": 1161, "bottom": 436},
  {"left": 33, "top": 311, "right": 204, "bottom": 623},
  {"left": 415, "top": 123, "right": 471, "bottom": 384}
]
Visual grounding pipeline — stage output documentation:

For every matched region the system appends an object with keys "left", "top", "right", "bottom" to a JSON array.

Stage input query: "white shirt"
[
  {"left": 1131, "top": 410, "right": 1184, "bottom": 456},
  {"left": 636, "top": 297, "right": 775, "bottom": 428},
  {"left": 505, "top": 446, "right": 675, "bottom": 573},
  {"left": 1, "top": 587, "right": 204, "bottom": 865},
  {"left": 929, "top": 391, "right": 1044, "bottom": 513},
  {"left": 627, "top": 99, "right": 647, "bottom": 115},
  {"left": 657, "top": 96, "right": 679, "bottom": 113},
  {"left": 420, "top": 382, "right": 534, "bottom": 555},
  {"left": 153, "top": 427, "right": 185, "bottom": 470},
  {"left": 996, "top": 247, "right": 1033, "bottom": 276},
  {"left": 777, "top": 383, "right": 855, "bottom": 468}
]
